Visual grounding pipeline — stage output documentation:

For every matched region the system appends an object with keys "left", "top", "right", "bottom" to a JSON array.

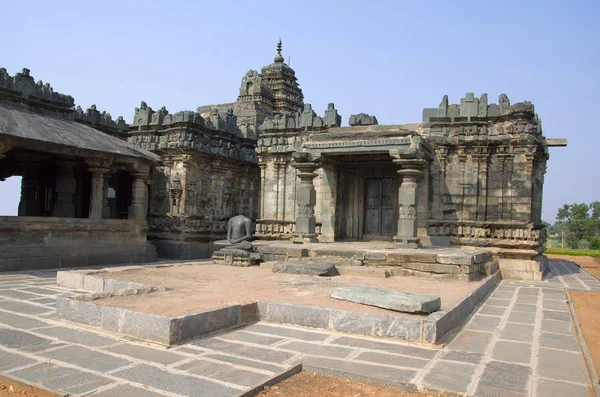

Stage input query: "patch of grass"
[{"left": 545, "top": 249, "right": 600, "bottom": 257}]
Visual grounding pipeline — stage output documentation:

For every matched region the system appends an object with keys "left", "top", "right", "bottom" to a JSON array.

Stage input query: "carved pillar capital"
[
  {"left": 0, "top": 141, "right": 12, "bottom": 159},
  {"left": 86, "top": 157, "right": 113, "bottom": 170}
]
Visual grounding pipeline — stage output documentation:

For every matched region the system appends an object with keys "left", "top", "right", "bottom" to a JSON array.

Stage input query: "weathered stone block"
[
  {"left": 57, "top": 297, "right": 102, "bottom": 327},
  {"left": 178, "top": 305, "right": 241, "bottom": 342},
  {"left": 260, "top": 302, "right": 330, "bottom": 329},
  {"left": 437, "top": 254, "right": 473, "bottom": 265},
  {"left": 330, "top": 286, "right": 441, "bottom": 313},
  {"left": 56, "top": 271, "right": 84, "bottom": 289},
  {"left": 386, "top": 317, "right": 423, "bottom": 340},
  {"left": 330, "top": 310, "right": 392, "bottom": 336},
  {"left": 336, "top": 266, "right": 390, "bottom": 278},
  {"left": 272, "top": 260, "right": 339, "bottom": 276},
  {"left": 364, "top": 252, "right": 386, "bottom": 261},
  {"left": 403, "top": 262, "right": 460, "bottom": 274}
]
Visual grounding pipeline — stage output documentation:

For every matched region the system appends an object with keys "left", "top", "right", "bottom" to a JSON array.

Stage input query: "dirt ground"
[
  {"left": 94, "top": 264, "right": 482, "bottom": 317},
  {"left": 547, "top": 254, "right": 600, "bottom": 278},
  {"left": 0, "top": 381, "right": 55, "bottom": 397},
  {"left": 570, "top": 291, "right": 600, "bottom": 381},
  {"left": 257, "top": 371, "right": 449, "bottom": 397}
]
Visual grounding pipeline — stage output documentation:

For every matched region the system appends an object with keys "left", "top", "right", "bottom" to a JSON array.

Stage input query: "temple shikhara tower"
[{"left": 0, "top": 41, "right": 566, "bottom": 280}]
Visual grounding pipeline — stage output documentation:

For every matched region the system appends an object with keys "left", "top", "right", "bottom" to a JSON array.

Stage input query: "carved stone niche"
[{"left": 168, "top": 173, "right": 183, "bottom": 214}]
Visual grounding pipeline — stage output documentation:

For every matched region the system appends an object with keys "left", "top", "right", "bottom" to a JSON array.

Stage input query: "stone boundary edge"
[
  {"left": 257, "top": 271, "right": 501, "bottom": 344},
  {"left": 565, "top": 289, "right": 600, "bottom": 397},
  {"left": 239, "top": 363, "right": 303, "bottom": 397},
  {"left": 302, "top": 364, "right": 463, "bottom": 397},
  {"left": 55, "top": 267, "right": 500, "bottom": 345},
  {"left": 56, "top": 294, "right": 249, "bottom": 346}
]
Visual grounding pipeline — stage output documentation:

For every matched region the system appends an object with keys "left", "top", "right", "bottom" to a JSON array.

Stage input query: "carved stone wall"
[
  {"left": 127, "top": 102, "right": 260, "bottom": 259},
  {"left": 421, "top": 93, "right": 548, "bottom": 252},
  {"left": 255, "top": 93, "right": 549, "bottom": 256}
]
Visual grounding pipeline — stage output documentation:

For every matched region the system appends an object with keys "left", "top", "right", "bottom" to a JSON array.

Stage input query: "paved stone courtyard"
[{"left": 0, "top": 260, "right": 596, "bottom": 396}]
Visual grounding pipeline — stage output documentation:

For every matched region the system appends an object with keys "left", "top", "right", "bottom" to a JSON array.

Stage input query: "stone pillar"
[
  {"left": 434, "top": 147, "right": 448, "bottom": 221},
  {"left": 473, "top": 148, "right": 490, "bottom": 221},
  {"left": 393, "top": 161, "right": 423, "bottom": 249},
  {"left": 18, "top": 164, "right": 41, "bottom": 216},
  {"left": 131, "top": 172, "right": 149, "bottom": 220},
  {"left": 292, "top": 160, "right": 319, "bottom": 244},
  {"left": 88, "top": 167, "right": 109, "bottom": 219},
  {"left": 54, "top": 161, "right": 77, "bottom": 218},
  {"left": 257, "top": 156, "right": 266, "bottom": 235},
  {"left": 102, "top": 178, "right": 111, "bottom": 219},
  {"left": 87, "top": 158, "right": 112, "bottom": 219}
]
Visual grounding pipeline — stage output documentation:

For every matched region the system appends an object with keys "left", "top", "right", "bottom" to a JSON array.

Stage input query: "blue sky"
[{"left": 1, "top": 0, "right": 598, "bottom": 222}]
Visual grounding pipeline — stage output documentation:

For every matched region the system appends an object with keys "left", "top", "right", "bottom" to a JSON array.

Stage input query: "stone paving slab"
[
  {"left": 8, "top": 362, "right": 114, "bottom": 395},
  {"left": 192, "top": 338, "right": 296, "bottom": 364},
  {"left": 0, "top": 300, "right": 54, "bottom": 315},
  {"left": 0, "top": 311, "right": 52, "bottom": 329},
  {"left": 0, "top": 350, "right": 38, "bottom": 372},
  {"left": 302, "top": 354, "right": 418, "bottom": 383},
  {"left": 33, "top": 326, "right": 120, "bottom": 347},
  {"left": 39, "top": 345, "right": 133, "bottom": 372},
  {"left": 103, "top": 343, "right": 188, "bottom": 365},
  {"left": 422, "top": 360, "right": 475, "bottom": 394},
  {"left": 201, "top": 353, "right": 287, "bottom": 373},
  {"left": 0, "top": 264, "right": 597, "bottom": 397},
  {"left": 242, "top": 323, "right": 330, "bottom": 341},
  {"left": 112, "top": 364, "right": 241, "bottom": 397},
  {"left": 88, "top": 384, "right": 170, "bottom": 397}
]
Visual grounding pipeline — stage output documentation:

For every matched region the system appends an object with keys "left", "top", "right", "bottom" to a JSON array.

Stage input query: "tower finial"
[{"left": 274, "top": 39, "right": 284, "bottom": 63}]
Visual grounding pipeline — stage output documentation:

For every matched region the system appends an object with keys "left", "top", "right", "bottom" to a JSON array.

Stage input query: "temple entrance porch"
[
  {"left": 333, "top": 154, "right": 400, "bottom": 241},
  {"left": 290, "top": 133, "right": 435, "bottom": 248}
]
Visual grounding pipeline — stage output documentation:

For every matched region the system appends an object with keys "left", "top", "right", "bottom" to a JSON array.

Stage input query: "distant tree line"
[{"left": 547, "top": 202, "right": 600, "bottom": 249}]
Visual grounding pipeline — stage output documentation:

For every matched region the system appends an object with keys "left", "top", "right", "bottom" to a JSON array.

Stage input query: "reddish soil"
[
  {"left": 570, "top": 291, "right": 600, "bottom": 381},
  {"left": 0, "top": 381, "right": 56, "bottom": 397},
  {"left": 94, "top": 264, "right": 482, "bottom": 317},
  {"left": 547, "top": 255, "right": 600, "bottom": 278},
  {"left": 257, "top": 371, "right": 449, "bottom": 397}
]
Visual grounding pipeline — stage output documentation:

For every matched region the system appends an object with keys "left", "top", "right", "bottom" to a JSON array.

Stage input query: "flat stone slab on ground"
[
  {"left": 330, "top": 286, "right": 441, "bottom": 313},
  {"left": 272, "top": 260, "right": 339, "bottom": 276}
]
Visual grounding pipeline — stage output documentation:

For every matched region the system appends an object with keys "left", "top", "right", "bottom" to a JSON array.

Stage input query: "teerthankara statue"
[{"left": 212, "top": 215, "right": 262, "bottom": 266}]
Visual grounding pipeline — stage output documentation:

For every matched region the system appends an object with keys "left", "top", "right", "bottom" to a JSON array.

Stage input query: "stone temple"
[{"left": 0, "top": 41, "right": 566, "bottom": 280}]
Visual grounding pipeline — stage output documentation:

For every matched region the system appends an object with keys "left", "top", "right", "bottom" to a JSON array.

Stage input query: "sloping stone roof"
[{"left": 0, "top": 101, "right": 160, "bottom": 162}]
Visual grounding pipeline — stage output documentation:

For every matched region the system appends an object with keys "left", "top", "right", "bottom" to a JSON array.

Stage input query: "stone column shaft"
[
  {"left": 18, "top": 164, "right": 41, "bottom": 216},
  {"left": 393, "top": 163, "right": 423, "bottom": 249},
  {"left": 292, "top": 161, "right": 319, "bottom": 244},
  {"left": 130, "top": 172, "right": 148, "bottom": 220},
  {"left": 54, "top": 161, "right": 78, "bottom": 218},
  {"left": 88, "top": 167, "right": 109, "bottom": 219}
]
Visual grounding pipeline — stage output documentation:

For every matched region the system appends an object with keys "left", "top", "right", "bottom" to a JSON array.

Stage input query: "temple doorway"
[{"left": 363, "top": 177, "right": 395, "bottom": 239}]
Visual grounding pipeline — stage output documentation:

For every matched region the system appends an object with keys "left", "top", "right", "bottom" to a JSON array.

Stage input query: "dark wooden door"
[{"left": 364, "top": 178, "right": 394, "bottom": 237}]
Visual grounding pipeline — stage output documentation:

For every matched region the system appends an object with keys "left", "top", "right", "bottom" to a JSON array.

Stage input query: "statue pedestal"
[{"left": 212, "top": 249, "right": 262, "bottom": 267}]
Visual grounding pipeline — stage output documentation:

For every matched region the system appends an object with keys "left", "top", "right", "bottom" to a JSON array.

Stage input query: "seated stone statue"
[{"left": 213, "top": 214, "right": 254, "bottom": 251}]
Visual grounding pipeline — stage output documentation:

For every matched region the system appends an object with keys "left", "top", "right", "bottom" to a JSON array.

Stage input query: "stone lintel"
[{"left": 546, "top": 138, "right": 567, "bottom": 147}]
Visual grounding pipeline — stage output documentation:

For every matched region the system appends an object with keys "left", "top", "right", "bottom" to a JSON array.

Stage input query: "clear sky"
[{"left": 1, "top": 0, "right": 598, "bottom": 222}]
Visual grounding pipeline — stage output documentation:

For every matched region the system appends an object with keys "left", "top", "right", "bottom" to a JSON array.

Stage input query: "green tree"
[{"left": 555, "top": 202, "right": 600, "bottom": 242}]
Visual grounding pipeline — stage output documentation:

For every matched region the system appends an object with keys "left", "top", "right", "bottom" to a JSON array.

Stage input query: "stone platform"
[
  {"left": 254, "top": 241, "right": 498, "bottom": 281},
  {"left": 0, "top": 260, "right": 594, "bottom": 396}
]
